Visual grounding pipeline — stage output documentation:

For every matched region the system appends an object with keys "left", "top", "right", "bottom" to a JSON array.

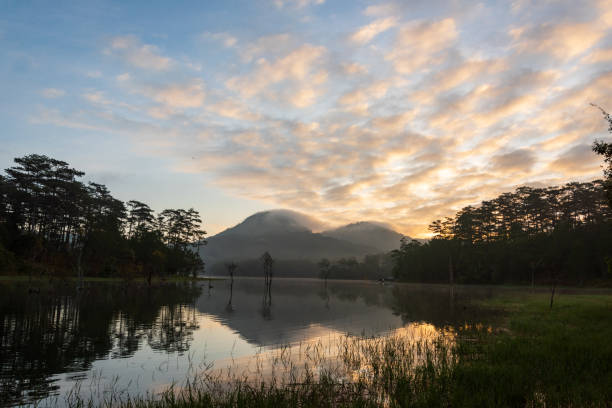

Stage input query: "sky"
[{"left": 1, "top": 0, "right": 611, "bottom": 237}]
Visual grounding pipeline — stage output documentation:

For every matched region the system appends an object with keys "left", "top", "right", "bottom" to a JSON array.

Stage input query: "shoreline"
[
  {"left": 0, "top": 275, "right": 226, "bottom": 283},
  {"left": 1, "top": 274, "right": 612, "bottom": 289}
]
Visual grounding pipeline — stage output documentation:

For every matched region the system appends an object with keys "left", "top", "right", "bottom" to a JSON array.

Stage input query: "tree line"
[
  {"left": 318, "top": 254, "right": 393, "bottom": 281},
  {"left": 0, "top": 154, "right": 206, "bottom": 281},
  {"left": 392, "top": 107, "right": 612, "bottom": 285},
  {"left": 428, "top": 180, "right": 610, "bottom": 243}
]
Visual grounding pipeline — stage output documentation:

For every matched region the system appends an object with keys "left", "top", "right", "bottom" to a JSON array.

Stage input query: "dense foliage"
[
  {"left": 0, "top": 154, "right": 206, "bottom": 280},
  {"left": 392, "top": 180, "right": 612, "bottom": 284},
  {"left": 318, "top": 254, "right": 394, "bottom": 280}
]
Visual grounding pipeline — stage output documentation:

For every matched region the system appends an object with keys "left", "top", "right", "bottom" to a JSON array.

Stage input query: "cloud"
[
  {"left": 511, "top": 22, "right": 604, "bottom": 60},
  {"left": 490, "top": 148, "right": 536, "bottom": 172},
  {"left": 127, "top": 79, "right": 206, "bottom": 110},
  {"left": 207, "top": 98, "right": 260, "bottom": 121},
  {"left": 201, "top": 32, "right": 237, "bottom": 48},
  {"left": 288, "top": 86, "right": 320, "bottom": 108},
  {"left": 364, "top": 3, "right": 400, "bottom": 17},
  {"left": 341, "top": 62, "right": 368, "bottom": 75},
  {"left": 238, "top": 34, "right": 294, "bottom": 62},
  {"left": 151, "top": 82, "right": 205, "bottom": 108},
  {"left": 41, "top": 88, "right": 65, "bottom": 98},
  {"left": 82, "top": 91, "right": 110, "bottom": 105},
  {"left": 105, "top": 35, "right": 172, "bottom": 71},
  {"left": 386, "top": 18, "right": 457, "bottom": 74},
  {"left": 226, "top": 44, "right": 328, "bottom": 107},
  {"left": 427, "top": 68, "right": 559, "bottom": 135},
  {"left": 350, "top": 17, "right": 397, "bottom": 44},
  {"left": 338, "top": 80, "right": 389, "bottom": 115},
  {"left": 274, "top": 0, "right": 325, "bottom": 8},
  {"left": 369, "top": 111, "right": 415, "bottom": 134},
  {"left": 427, "top": 58, "right": 507, "bottom": 96},
  {"left": 548, "top": 144, "right": 602, "bottom": 174},
  {"left": 582, "top": 48, "right": 612, "bottom": 64},
  {"left": 324, "top": 183, "right": 359, "bottom": 203},
  {"left": 30, "top": 108, "right": 102, "bottom": 131}
]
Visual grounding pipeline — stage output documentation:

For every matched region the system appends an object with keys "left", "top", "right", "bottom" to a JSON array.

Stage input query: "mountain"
[
  {"left": 200, "top": 209, "right": 405, "bottom": 275},
  {"left": 216, "top": 209, "right": 326, "bottom": 236},
  {"left": 321, "top": 222, "right": 403, "bottom": 253}
]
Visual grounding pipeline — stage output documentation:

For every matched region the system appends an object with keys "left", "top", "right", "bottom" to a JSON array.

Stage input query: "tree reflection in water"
[
  {"left": 0, "top": 282, "right": 201, "bottom": 406},
  {"left": 1, "top": 278, "right": 507, "bottom": 407}
]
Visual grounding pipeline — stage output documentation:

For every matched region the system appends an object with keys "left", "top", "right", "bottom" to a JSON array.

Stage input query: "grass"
[
  {"left": 63, "top": 329, "right": 456, "bottom": 408},
  {"left": 451, "top": 293, "right": 612, "bottom": 407},
  {"left": 43, "top": 293, "right": 612, "bottom": 407}
]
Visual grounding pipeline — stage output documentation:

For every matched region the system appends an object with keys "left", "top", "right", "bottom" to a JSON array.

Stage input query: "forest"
[
  {"left": 0, "top": 154, "right": 206, "bottom": 282},
  {"left": 317, "top": 254, "right": 394, "bottom": 280},
  {"left": 392, "top": 108, "right": 612, "bottom": 285}
]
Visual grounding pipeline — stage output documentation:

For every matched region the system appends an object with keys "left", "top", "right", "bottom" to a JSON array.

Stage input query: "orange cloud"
[
  {"left": 350, "top": 17, "right": 397, "bottom": 44},
  {"left": 511, "top": 22, "right": 604, "bottom": 60},
  {"left": 386, "top": 18, "right": 457, "bottom": 74}
]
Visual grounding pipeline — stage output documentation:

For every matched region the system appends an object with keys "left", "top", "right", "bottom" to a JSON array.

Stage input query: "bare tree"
[
  {"left": 261, "top": 251, "right": 274, "bottom": 307},
  {"left": 226, "top": 262, "right": 237, "bottom": 311}
]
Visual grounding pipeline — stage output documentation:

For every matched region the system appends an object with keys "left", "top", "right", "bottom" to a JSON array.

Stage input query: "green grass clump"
[{"left": 449, "top": 294, "right": 612, "bottom": 407}]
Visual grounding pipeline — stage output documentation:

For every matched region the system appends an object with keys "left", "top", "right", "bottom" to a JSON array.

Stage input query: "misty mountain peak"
[
  {"left": 223, "top": 209, "right": 326, "bottom": 236},
  {"left": 202, "top": 210, "right": 403, "bottom": 267},
  {"left": 333, "top": 221, "right": 394, "bottom": 231},
  {"left": 322, "top": 221, "right": 404, "bottom": 252}
]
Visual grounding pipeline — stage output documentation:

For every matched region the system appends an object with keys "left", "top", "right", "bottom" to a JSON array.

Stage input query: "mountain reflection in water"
[{"left": 0, "top": 278, "right": 499, "bottom": 406}]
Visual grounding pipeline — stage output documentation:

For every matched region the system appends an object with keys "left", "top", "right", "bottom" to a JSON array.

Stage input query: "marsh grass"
[
  {"left": 58, "top": 324, "right": 454, "bottom": 408},
  {"left": 450, "top": 294, "right": 612, "bottom": 407},
  {"left": 42, "top": 294, "right": 612, "bottom": 407}
]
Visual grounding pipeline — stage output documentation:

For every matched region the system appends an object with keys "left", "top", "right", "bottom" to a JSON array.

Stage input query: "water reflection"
[
  {"left": 0, "top": 282, "right": 201, "bottom": 406},
  {"left": 1, "top": 278, "right": 501, "bottom": 406},
  {"left": 388, "top": 284, "right": 499, "bottom": 327}
]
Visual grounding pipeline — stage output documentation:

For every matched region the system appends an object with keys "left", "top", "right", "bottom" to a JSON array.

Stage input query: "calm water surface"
[{"left": 1, "top": 278, "right": 517, "bottom": 406}]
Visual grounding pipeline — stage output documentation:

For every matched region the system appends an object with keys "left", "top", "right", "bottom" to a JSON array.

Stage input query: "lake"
[{"left": 0, "top": 278, "right": 524, "bottom": 406}]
